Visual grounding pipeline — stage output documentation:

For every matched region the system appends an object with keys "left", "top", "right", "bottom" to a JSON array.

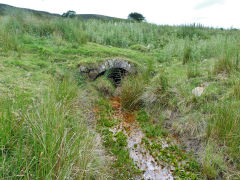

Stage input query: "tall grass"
[
  {"left": 0, "top": 76, "right": 106, "bottom": 179},
  {"left": 0, "top": 12, "right": 88, "bottom": 51},
  {"left": 142, "top": 71, "right": 171, "bottom": 108},
  {"left": 183, "top": 42, "right": 192, "bottom": 64},
  {"left": 207, "top": 101, "right": 240, "bottom": 163},
  {"left": 213, "top": 37, "right": 240, "bottom": 74},
  {"left": 0, "top": 16, "right": 23, "bottom": 53},
  {"left": 120, "top": 74, "right": 146, "bottom": 111},
  {"left": 187, "top": 63, "right": 200, "bottom": 79},
  {"left": 232, "top": 79, "right": 240, "bottom": 99},
  {"left": 93, "top": 76, "right": 115, "bottom": 97},
  {"left": 214, "top": 56, "right": 235, "bottom": 74},
  {"left": 2, "top": 9, "right": 240, "bottom": 63},
  {"left": 214, "top": 53, "right": 240, "bottom": 74},
  {"left": 1, "top": 7, "right": 240, "bottom": 179},
  {"left": 202, "top": 142, "right": 226, "bottom": 179}
]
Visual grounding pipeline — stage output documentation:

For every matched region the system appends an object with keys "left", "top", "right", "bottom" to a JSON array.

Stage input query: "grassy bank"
[
  {"left": 0, "top": 7, "right": 240, "bottom": 179},
  {"left": 116, "top": 60, "right": 240, "bottom": 178},
  {"left": 0, "top": 75, "right": 108, "bottom": 179}
]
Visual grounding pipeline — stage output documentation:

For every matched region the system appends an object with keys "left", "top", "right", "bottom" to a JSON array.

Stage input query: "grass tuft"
[
  {"left": 120, "top": 74, "right": 146, "bottom": 111},
  {"left": 142, "top": 71, "right": 171, "bottom": 108},
  {"left": 207, "top": 101, "right": 240, "bottom": 162},
  {"left": 187, "top": 64, "right": 200, "bottom": 79},
  {"left": 214, "top": 56, "right": 235, "bottom": 74},
  {"left": 93, "top": 76, "right": 115, "bottom": 97},
  {"left": 183, "top": 42, "right": 192, "bottom": 64},
  {"left": 0, "top": 75, "right": 106, "bottom": 179},
  {"left": 202, "top": 142, "right": 226, "bottom": 179}
]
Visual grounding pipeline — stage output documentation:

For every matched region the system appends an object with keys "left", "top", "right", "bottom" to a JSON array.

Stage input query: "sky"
[{"left": 0, "top": 0, "right": 239, "bottom": 29}]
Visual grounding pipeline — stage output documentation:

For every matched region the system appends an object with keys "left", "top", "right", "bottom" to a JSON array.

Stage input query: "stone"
[
  {"left": 79, "top": 66, "right": 87, "bottom": 72},
  {"left": 88, "top": 70, "right": 98, "bottom": 79},
  {"left": 192, "top": 87, "right": 205, "bottom": 97},
  {"left": 79, "top": 59, "right": 136, "bottom": 80}
]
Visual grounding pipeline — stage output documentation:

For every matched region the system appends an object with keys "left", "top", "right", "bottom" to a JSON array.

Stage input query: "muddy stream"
[{"left": 109, "top": 97, "right": 174, "bottom": 180}]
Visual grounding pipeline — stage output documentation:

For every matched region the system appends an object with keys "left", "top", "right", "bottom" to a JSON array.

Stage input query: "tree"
[
  {"left": 62, "top": 10, "right": 76, "bottom": 18},
  {"left": 128, "top": 12, "right": 145, "bottom": 22}
]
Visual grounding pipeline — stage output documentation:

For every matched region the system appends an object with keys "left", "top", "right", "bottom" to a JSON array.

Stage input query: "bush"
[
  {"left": 62, "top": 10, "right": 76, "bottom": 18},
  {"left": 128, "top": 12, "right": 145, "bottom": 22}
]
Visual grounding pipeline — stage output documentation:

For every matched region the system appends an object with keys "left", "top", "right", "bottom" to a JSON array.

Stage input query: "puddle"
[{"left": 109, "top": 97, "right": 173, "bottom": 180}]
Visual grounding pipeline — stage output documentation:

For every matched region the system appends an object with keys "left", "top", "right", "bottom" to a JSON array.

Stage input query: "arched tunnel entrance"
[
  {"left": 95, "top": 68, "right": 127, "bottom": 86},
  {"left": 78, "top": 59, "right": 136, "bottom": 86}
]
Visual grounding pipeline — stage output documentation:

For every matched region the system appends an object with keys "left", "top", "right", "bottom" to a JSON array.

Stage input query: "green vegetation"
[
  {"left": 0, "top": 76, "right": 107, "bottom": 179},
  {"left": 202, "top": 141, "right": 226, "bottom": 179},
  {"left": 62, "top": 10, "right": 76, "bottom": 18},
  {"left": 135, "top": 110, "right": 202, "bottom": 179},
  {"left": 95, "top": 98, "right": 141, "bottom": 179},
  {"left": 120, "top": 74, "right": 146, "bottom": 111},
  {"left": 208, "top": 101, "right": 240, "bottom": 162},
  {"left": 93, "top": 76, "right": 115, "bottom": 97},
  {"left": 0, "top": 5, "right": 240, "bottom": 179},
  {"left": 136, "top": 110, "right": 167, "bottom": 138},
  {"left": 141, "top": 137, "right": 202, "bottom": 179},
  {"left": 128, "top": 12, "right": 145, "bottom": 22}
]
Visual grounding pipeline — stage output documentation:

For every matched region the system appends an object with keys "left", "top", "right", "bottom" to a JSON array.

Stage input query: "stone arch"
[{"left": 79, "top": 59, "right": 137, "bottom": 80}]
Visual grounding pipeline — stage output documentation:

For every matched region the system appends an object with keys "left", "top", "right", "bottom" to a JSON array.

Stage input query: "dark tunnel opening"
[{"left": 95, "top": 68, "right": 127, "bottom": 86}]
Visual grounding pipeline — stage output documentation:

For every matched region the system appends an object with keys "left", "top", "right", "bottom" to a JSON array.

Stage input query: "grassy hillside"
[
  {"left": 0, "top": 5, "right": 240, "bottom": 179},
  {"left": 0, "top": 3, "right": 123, "bottom": 20}
]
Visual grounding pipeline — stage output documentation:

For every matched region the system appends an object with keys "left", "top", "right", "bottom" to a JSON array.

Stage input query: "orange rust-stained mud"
[
  {"left": 172, "top": 135, "right": 181, "bottom": 143},
  {"left": 93, "top": 107, "right": 100, "bottom": 113},
  {"left": 109, "top": 97, "right": 137, "bottom": 133},
  {"left": 100, "top": 97, "right": 174, "bottom": 179},
  {"left": 122, "top": 112, "right": 136, "bottom": 133},
  {"left": 109, "top": 97, "right": 121, "bottom": 102},
  {"left": 122, "top": 112, "right": 135, "bottom": 124},
  {"left": 111, "top": 101, "right": 121, "bottom": 110},
  {"left": 109, "top": 97, "right": 121, "bottom": 110},
  {"left": 109, "top": 97, "right": 136, "bottom": 123}
]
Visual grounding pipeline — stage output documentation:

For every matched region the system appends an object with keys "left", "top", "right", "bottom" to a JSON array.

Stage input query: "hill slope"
[
  {"left": 0, "top": 3, "right": 124, "bottom": 20},
  {"left": 0, "top": 4, "right": 240, "bottom": 180}
]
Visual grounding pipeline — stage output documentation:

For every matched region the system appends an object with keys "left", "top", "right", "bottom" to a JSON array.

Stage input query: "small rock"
[
  {"left": 202, "top": 59, "right": 208, "bottom": 63},
  {"left": 163, "top": 110, "right": 172, "bottom": 120},
  {"left": 79, "top": 66, "right": 86, "bottom": 72},
  {"left": 26, "top": 72, "right": 32, "bottom": 77},
  {"left": 192, "top": 87, "right": 205, "bottom": 97},
  {"left": 88, "top": 70, "right": 98, "bottom": 79}
]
